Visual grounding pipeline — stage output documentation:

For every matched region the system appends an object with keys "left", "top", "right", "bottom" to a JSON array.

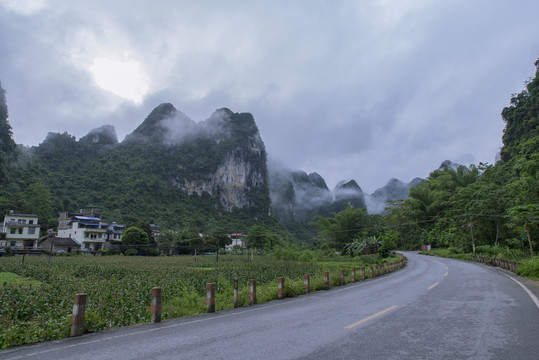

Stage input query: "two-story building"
[
  {"left": 57, "top": 214, "right": 107, "bottom": 252},
  {"left": 1, "top": 211, "right": 40, "bottom": 249}
]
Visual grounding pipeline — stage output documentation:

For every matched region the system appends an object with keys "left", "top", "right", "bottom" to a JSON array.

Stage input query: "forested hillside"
[
  {"left": 0, "top": 101, "right": 278, "bottom": 234},
  {"left": 383, "top": 59, "right": 538, "bottom": 257}
]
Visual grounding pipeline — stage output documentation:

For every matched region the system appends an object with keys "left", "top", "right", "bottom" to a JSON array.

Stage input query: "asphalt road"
[{"left": 1, "top": 252, "right": 538, "bottom": 360}]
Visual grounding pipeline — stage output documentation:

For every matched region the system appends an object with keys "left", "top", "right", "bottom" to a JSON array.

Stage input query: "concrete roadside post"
[
  {"left": 249, "top": 279, "right": 256, "bottom": 305},
  {"left": 361, "top": 266, "right": 365, "bottom": 281},
  {"left": 324, "top": 271, "right": 329, "bottom": 286},
  {"left": 278, "top": 277, "right": 285, "bottom": 299},
  {"left": 351, "top": 268, "right": 356, "bottom": 283},
  {"left": 340, "top": 270, "right": 345, "bottom": 286},
  {"left": 370, "top": 265, "right": 374, "bottom": 278},
  {"left": 70, "top": 293, "right": 87, "bottom": 337},
  {"left": 151, "top": 287, "right": 162, "bottom": 323},
  {"left": 234, "top": 274, "right": 239, "bottom": 308},
  {"left": 304, "top": 274, "right": 310, "bottom": 294},
  {"left": 206, "top": 283, "right": 215, "bottom": 313}
]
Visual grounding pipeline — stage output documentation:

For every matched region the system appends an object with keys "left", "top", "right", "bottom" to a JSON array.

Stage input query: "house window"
[
  {"left": 18, "top": 228, "right": 23, "bottom": 234},
  {"left": 10, "top": 241, "right": 16, "bottom": 247},
  {"left": 28, "top": 228, "right": 35, "bottom": 235},
  {"left": 10, "top": 228, "right": 16, "bottom": 234},
  {"left": 29, "top": 220, "right": 34, "bottom": 224}
]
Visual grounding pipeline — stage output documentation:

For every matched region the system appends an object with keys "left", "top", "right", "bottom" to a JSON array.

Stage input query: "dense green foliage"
[
  {"left": 382, "top": 59, "right": 538, "bottom": 259},
  {"left": 0, "top": 82, "right": 16, "bottom": 185},
  {"left": 312, "top": 205, "right": 374, "bottom": 252},
  {"left": 0, "top": 253, "right": 402, "bottom": 348},
  {"left": 515, "top": 257, "right": 539, "bottom": 280}
]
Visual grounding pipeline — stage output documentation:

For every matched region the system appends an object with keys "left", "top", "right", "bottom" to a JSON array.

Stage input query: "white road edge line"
[{"left": 501, "top": 273, "right": 539, "bottom": 310}]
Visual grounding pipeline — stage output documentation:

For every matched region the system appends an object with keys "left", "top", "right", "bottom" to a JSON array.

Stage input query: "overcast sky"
[{"left": 1, "top": 0, "right": 538, "bottom": 193}]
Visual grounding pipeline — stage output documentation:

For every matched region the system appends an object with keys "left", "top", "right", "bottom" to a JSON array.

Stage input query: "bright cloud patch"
[
  {"left": 89, "top": 56, "right": 150, "bottom": 104},
  {"left": 0, "top": 0, "right": 48, "bottom": 15}
]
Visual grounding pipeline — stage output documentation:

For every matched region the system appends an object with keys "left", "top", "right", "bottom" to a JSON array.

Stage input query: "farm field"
[{"left": 0, "top": 253, "right": 402, "bottom": 348}]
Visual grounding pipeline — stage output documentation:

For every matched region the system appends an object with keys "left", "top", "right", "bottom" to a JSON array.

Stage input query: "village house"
[
  {"left": 103, "top": 222, "right": 126, "bottom": 252},
  {"left": 227, "top": 233, "right": 246, "bottom": 250},
  {"left": 39, "top": 236, "right": 81, "bottom": 254},
  {"left": 0, "top": 211, "right": 40, "bottom": 249},
  {"left": 57, "top": 212, "right": 108, "bottom": 252}
]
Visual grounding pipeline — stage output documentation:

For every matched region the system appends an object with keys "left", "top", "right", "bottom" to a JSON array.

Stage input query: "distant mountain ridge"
[
  {"left": 364, "top": 177, "right": 423, "bottom": 214},
  {"left": 1, "top": 88, "right": 428, "bottom": 234}
]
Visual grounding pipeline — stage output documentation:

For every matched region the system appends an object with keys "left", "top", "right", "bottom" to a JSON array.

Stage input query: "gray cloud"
[{"left": 0, "top": 0, "right": 538, "bottom": 193}]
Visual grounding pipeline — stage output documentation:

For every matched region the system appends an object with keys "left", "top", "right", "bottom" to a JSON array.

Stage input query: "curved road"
[{"left": 1, "top": 252, "right": 538, "bottom": 359}]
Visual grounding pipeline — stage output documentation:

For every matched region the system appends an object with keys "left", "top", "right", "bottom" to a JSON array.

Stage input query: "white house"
[
  {"left": 57, "top": 214, "right": 107, "bottom": 252},
  {"left": 226, "top": 233, "right": 246, "bottom": 250},
  {"left": 1, "top": 211, "right": 40, "bottom": 249}
]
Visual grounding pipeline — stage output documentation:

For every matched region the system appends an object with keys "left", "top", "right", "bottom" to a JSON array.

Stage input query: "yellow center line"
[
  {"left": 345, "top": 305, "right": 398, "bottom": 329},
  {"left": 428, "top": 281, "right": 439, "bottom": 290}
]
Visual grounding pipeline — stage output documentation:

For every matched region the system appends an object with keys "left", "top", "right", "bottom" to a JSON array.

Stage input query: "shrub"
[
  {"left": 298, "top": 250, "right": 315, "bottom": 263},
  {"left": 124, "top": 249, "right": 138, "bottom": 256},
  {"left": 4, "top": 246, "right": 13, "bottom": 256},
  {"left": 97, "top": 249, "right": 112, "bottom": 256},
  {"left": 516, "top": 257, "right": 539, "bottom": 280},
  {"left": 143, "top": 248, "right": 160, "bottom": 257}
]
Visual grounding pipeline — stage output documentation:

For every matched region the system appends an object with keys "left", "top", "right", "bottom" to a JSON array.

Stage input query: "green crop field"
[{"left": 0, "top": 253, "right": 402, "bottom": 348}]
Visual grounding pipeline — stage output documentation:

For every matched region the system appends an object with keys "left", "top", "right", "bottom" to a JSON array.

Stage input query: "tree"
[
  {"left": 174, "top": 227, "right": 201, "bottom": 254},
  {"left": 312, "top": 204, "right": 371, "bottom": 252},
  {"left": 157, "top": 230, "right": 177, "bottom": 255},
  {"left": 379, "top": 230, "right": 399, "bottom": 258},
  {"left": 204, "top": 230, "right": 232, "bottom": 262},
  {"left": 246, "top": 225, "right": 269, "bottom": 249},
  {"left": 0, "top": 81, "right": 16, "bottom": 184},
  {"left": 121, "top": 226, "right": 149, "bottom": 254},
  {"left": 211, "top": 230, "right": 232, "bottom": 249},
  {"left": 507, "top": 204, "right": 538, "bottom": 256},
  {"left": 20, "top": 181, "right": 54, "bottom": 231}
]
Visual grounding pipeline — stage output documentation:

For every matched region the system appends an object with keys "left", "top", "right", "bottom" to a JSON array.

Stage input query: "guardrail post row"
[
  {"left": 278, "top": 277, "right": 285, "bottom": 299},
  {"left": 304, "top": 274, "right": 310, "bottom": 294},
  {"left": 361, "top": 267, "right": 365, "bottom": 281},
  {"left": 151, "top": 287, "right": 162, "bottom": 323},
  {"left": 324, "top": 271, "right": 329, "bottom": 286},
  {"left": 351, "top": 268, "right": 356, "bottom": 283},
  {"left": 70, "top": 293, "right": 87, "bottom": 337},
  {"left": 206, "top": 283, "right": 215, "bottom": 313},
  {"left": 249, "top": 279, "right": 257, "bottom": 305}
]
